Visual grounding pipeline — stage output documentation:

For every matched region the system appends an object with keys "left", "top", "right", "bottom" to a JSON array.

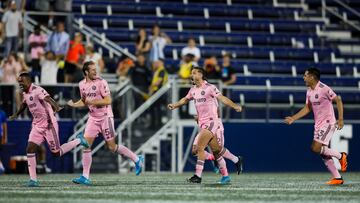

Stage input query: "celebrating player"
[
  {"left": 194, "top": 114, "right": 244, "bottom": 175},
  {"left": 9, "top": 72, "right": 90, "bottom": 187},
  {"left": 67, "top": 61, "right": 143, "bottom": 185},
  {"left": 168, "top": 66, "right": 242, "bottom": 184},
  {"left": 284, "top": 68, "right": 347, "bottom": 185}
]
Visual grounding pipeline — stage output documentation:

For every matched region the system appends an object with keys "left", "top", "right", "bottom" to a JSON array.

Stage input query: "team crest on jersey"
[
  {"left": 92, "top": 86, "right": 96, "bottom": 90},
  {"left": 201, "top": 91, "right": 205, "bottom": 95},
  {"left": 315, "top": 94, "right": 318, "bottom": 99},
  {"left": 30, "top": 96, "right": 33, "bottom": 101}
]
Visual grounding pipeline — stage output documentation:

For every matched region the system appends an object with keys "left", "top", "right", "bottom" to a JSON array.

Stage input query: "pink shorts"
[
  {"left": 28, "top": 121, "right": 60, "bottom": 153},
  {"left": 313, "top": 123, "right": 336, "bottom": 145},
  {"left": 84, "top": 116, "right": 116, "bottom": 141},
  {"left": 193, "top": 119, "right": 224, "bottom": 146}
]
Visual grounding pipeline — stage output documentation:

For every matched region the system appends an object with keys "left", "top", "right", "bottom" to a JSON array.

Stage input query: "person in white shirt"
[
  {"left": 149, "top": 24, "right": 171, "bottom": 63},
  {"left": 2, "top": 1, "right": 23, "bottom": 57},
  {"left": 181, "top": 38, "right": 201, "bottom": 62},
  {"left": 40, "top": 51, "right": 58, "bottom": 84},
  {"left": 84, "top": 44, "right": 105, "bottom": 74}
]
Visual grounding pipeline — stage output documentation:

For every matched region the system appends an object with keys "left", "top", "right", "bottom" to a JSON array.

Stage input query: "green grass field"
[{"left": 0, "top": 172, "right": 359, "bottom": 203}]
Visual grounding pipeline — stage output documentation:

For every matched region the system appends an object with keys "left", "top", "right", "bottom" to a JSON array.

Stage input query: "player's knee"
[
  {"left": 311, "top": 145, "right": 321, "bottom": 154},
  {"left": 26, "top": 145, "right": 37, "bottom": 153},
  {"left": 107, "top": 144, "right": 117, "bottom": 153}
]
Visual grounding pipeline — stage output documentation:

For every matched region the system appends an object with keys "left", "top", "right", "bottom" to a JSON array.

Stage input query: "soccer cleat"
[
  {"left": 235, "top": 156, "right": 244, "bottom": 175},
  {"left": 326, "top": 178, "right": 344, "bottom": 185},
  {"left": 339, "top": 152, "right": 348, "bottom": 172},
  {"left": 76, "top": 133, "right": 90, "bottom": 148},
  {"left": 72, "top": 175, "right": 92, "bottom": 186},
  {"left": 26, "top": 179, "right": 39, "bottom": 187},
  {"left": 135, "top": 155, "right": 144, "bottom": 176},
  {"left": 219, "top": 176, "right": 231, "bottom": 184},
  {"left": 187, "top": 175, "right": 202, "bottom": 184}
]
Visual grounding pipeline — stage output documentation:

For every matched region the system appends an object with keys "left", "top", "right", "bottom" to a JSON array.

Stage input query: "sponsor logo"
[
  {"left": 196, "top": 98, "right": 206, "bottom": 103},
  {"left": 86, "top": 92, "right": 97, "bottom": 97},
  {"left": 28, "top": 103, "right": 37, "bottom": 108}
]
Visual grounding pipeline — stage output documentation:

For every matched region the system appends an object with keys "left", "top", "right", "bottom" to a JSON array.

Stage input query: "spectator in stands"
[
  {"left": 149, "top": 24, "right": 171, "bottom": 63},
  {"left": 1, "top": 1, "right": 22, "bottom": 57},
  {"left": 0, "top": 107, "right": 7, "bottom": 175},
  {"left": 181, "top": 38, "right": 201, "bottom": 62},
  {"left": 135, "top": 28, "right": 151, "bottom": 60},
  {"left": 204, "top": 56, "right": 220, "bottom": 80},
  {"left": 178, "top": 53, "right": 195, "bottom": 80},
  {"left": 46, "top": 21, "right": 70, "bottom": 60},
  {"left": 149, "top": 59, "right": 168, "bottom": 128},
  {"left": 85, "top": 44, "right": 105, "bottom": 75},
  {"left": 129, "top": 54, "right": 151, "bottom": 108},
  {"left": 0, "top": 52, "right": 22, "bottom": 83},
  {"left": 64, "top": 32, "right": 85, "bottom": 83},
  {"left": 40, "top": 51, "right": 58, "bottom": 84},
  {"left": 117, "top": 57, "right": 135, "bottom": 83},
  {"left": 220, "top": 53, "right": 236, "bottom": 85},
  {"left": 28, "top": 25, "right": 47, "bottom": 82}
]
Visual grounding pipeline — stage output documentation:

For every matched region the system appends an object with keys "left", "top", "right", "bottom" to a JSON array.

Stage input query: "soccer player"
[
  {"left": 168, "top": 66, "right": 242, "bottom": 184},
  {"left": 67, "top": 61, "right": 143, "bottom": 185},
  {"left": 284, "top": 68, "right": 347, "bottom": 185},
  {"left": 9, "top": 72, "right": 89, "bottom": 187},
  {"left": 194, "top": 115, "right": 244, "bottom": 174}
]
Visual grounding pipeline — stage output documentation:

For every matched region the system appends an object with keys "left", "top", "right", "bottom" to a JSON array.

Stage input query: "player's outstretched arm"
[
  {"left": 44, "top": 96, "right": 63, "bottom": 113},
  {"left": 217, "top": 95, "right": 242, "bottom": 112},
  {"left": 67, "top": 99, "right": 86, "bottom": 108},
  {"left": 9, "top": 102, "right": 27, "bottom": 120},
  {"left": 333, "top": 96, "right": 344, "bottom": 130},
  {"left": 284, "top": 104, "right": 311, "bottom": 125},
  {"left": 84, "top": 95, "right": 112, "bottom": 107},
  {"left": 168, "top": 97, "right": 189, "bottom": 110}
]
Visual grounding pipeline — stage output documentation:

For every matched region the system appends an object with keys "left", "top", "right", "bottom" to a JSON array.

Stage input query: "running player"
[
  {"left": 284, "top": 68, "right": 347, "bottom": 185},
  {"left": 67, "top": 61, "right": 143, "bottom": 185},
  {"left": 9, "top": 72, "right": 89, "bottom": 187},
  {"left": 168, "top": 66, "right": 242, "bottom": 184},
  {"left": 194, "top": 114, "right": 244, "bottom": 175}
]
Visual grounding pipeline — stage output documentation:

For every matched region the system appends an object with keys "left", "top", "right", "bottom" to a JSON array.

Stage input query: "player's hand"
[
  {"left": 167, "top": 103, "right": 176, "bottom": 110},
  {"left": 284, "top": 116, "right": 295, "bottom": 125},
  {"left": 234, "top": 105, "right": 242, "bottom": 112},
  {"left": 337, "top": 119, "right": 344, "bottom": 130},
  {"left": 67, "top": 100, "right": 75, "bottom": 107},
  {"left": 8, "top": 114, "right": 17, "bottom": 121}
]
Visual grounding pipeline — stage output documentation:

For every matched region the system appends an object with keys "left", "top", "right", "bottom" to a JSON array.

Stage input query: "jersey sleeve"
[
  {"left": 325, "top": 86, "right": 337, "bottom": 101},
  {"left": 37, "top": 87, "right": 50, "bottom": 100},
  {"left": 100, "top": 79, "right": 111, "bottom": 98},
  {"left": 185, "top": 88, "right": 193, "bottom": 100},
  {"left": 210, "top": 85, "right": 222, "bottom": 98}
]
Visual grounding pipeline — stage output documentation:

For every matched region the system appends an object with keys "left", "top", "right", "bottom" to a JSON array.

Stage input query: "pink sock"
[
  {"left": 222, "top": 149, "right": 239, "bottom": 163},
  {"left": 205, "top": 151, "right": 215, "bottom": 161},
  {"left": 321, "top": 146, "right": 341, "bottom": 159},
  {"left": 117, "top": 145, "right": 139, "bottom": 163},
  {"left": 195, "top": 160, "right": 204, "bottom": 177},
  {"left": 27, "top": 153, "right": 37, "bottom": 181},
  {"left": 217, "top": 157, "right": 229, "bottom": 176},
  {"left": 82, "top": 149, "right": 92, "bottom": 179},
  {"left": 322, "top": 156, "right": 341, "bottom": 178},
  {"left": 60, "top": 139, "right": 81, "bottom": 156}
]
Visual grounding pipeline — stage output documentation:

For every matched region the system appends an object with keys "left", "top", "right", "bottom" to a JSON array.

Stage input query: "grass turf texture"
[{"left": 0, "top": 172, "right": 359, "bottom": 203}]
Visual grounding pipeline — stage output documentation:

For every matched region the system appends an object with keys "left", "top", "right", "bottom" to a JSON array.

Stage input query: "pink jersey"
[
  {"left": 185, "top": 81, "right": 221, "bottom": 124},
  {"left": 22, "top": 84, "right": 56, "bottom": 128},
  {"left": 79, "top": 77, "right": 113, "bottom": 120},
  {"left": 306, "top": 81, "right": 337, "bottom": 128}
]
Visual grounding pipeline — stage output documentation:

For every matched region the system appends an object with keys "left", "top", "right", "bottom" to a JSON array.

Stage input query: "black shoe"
[
  {"left": 187, "top": 175, "right": 202, "bottom": 183},
  {"left": 235, "top": 156, "right": 244, "bottom": 175}
]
